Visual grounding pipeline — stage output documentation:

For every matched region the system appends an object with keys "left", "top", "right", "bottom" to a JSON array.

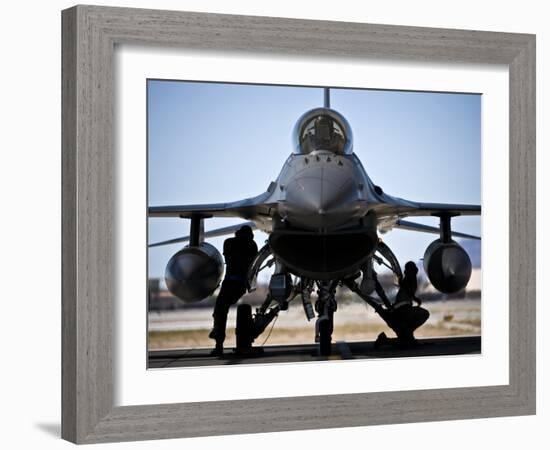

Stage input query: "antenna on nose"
[{"left": 324, "top": 87, "right": 330, "bottom": 108}]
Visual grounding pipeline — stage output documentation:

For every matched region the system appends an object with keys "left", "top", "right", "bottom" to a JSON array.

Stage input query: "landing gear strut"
[
  {"left": 315, "top": 281, "right": 338, "bottom": 356},
  {"left": 234, "top": 295, "right": 280, "bottom": 352},
  {"left": 236, "top": 244, "right": 283, "bottom": 352},
  {"left": 235, "top": 268, "right": 299, "bottom": 352},
  {"left": 236, "top": 304, "right": 255, "bottom": 350}
]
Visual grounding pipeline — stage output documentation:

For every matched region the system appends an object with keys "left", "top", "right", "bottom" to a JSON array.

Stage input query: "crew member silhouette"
[
  {"left": 209, "top": 225, "right": 258, "bottom": 356},
  {"left": 375, "top": 261, "right": 430, "bottom": 347}
]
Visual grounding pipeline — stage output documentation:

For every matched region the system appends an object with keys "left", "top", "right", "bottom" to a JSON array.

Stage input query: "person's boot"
[
  {"left": 210, "top": 341, "right": 224, "bottom": 357},
  {"left": 397, "top": 335, "right": 417, "bottom": 348},
  {"left": 208, "top": 327, "right": 224, "bottom": 356},
  {"left": 374, "top": 332, "right": 388, "bottom": 349}
]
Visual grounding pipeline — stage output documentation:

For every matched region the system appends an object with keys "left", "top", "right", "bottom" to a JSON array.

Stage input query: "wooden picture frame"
[{"left": 62, "top": 5, "right": 536, "bottom": 444}]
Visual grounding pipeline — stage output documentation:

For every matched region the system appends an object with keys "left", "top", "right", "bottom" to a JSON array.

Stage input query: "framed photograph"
[{"left": 62, "top": 5, "right": 535, "bottom": 444}]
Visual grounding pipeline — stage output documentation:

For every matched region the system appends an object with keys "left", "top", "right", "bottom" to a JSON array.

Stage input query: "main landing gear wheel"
[{"left": 236, "top": 304, "right": 254, "bottom": 350}]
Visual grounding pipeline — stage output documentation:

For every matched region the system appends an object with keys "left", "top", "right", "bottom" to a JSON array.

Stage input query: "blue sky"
[{"left": 147, "top": 80, "right": 481, "bottom": 281}]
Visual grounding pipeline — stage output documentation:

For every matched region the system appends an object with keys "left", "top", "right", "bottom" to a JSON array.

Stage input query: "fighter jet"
[{"left": 148, "top": 88, "right": 480, "bottom": 355}]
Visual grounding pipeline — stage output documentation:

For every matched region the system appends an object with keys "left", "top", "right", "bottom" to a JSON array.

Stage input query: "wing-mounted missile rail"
[{"left": 423, "top": 212, "right": 472, "bottom": 294}]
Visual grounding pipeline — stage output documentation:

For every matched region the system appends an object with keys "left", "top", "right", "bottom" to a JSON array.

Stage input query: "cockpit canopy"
[{"left": 292, "top": 108, "right": 353, "bottom": 155}]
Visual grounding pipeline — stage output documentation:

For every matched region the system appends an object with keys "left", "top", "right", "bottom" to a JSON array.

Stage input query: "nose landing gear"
[{"left": 314, "top": 281, "right": 338, "bottom": 356}]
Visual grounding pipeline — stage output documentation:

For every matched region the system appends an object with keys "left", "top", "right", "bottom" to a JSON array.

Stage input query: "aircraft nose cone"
[
  {"left": 288, "top": 173, "right": 343, "bottom": 211},
  {"left": 280, "top": 164, "right": 364, "bottom": 229}
]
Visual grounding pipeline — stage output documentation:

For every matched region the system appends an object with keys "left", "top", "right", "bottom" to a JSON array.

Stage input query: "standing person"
[{"left": 208, "top": 225, "right": 258, "bottom": 356}]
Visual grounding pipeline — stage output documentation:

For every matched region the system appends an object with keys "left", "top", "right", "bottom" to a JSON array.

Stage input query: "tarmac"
[{"left": 148, "top": 335, "right": 481, "bottom": 368}]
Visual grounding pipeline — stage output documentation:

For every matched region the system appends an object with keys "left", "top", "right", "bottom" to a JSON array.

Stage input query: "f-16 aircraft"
[{"left": 149, "top": 88, "right": 480, "bottom": 356}]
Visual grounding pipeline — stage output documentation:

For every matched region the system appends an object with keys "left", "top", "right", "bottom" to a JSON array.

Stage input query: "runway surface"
[{"left": 148, "top": 335, "right": 481, "bottom": 368}]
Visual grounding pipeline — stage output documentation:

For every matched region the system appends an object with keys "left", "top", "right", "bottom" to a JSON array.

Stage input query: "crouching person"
[{"left": 375, "top": 261, "right": 430, "bottom": 348}]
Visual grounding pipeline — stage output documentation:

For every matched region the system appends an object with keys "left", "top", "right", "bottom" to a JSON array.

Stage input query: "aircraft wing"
[
  {"left": 149, "top": 221, "right": 257, "bottom": 248},
  {"left": 148, "top": 190, "right": 276, "bottom": 221},
  {"left": 371, "top": 191, "right": 481, "bottom": 219},
  {"left": 393, "top": 219, "right": 480, "bottom": 240},
  {"left": 372, "top": 189, "right": 480, "bottom": 237},
  {"left": 401, "top": 202, "right": 481, "bottom": 217}
]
